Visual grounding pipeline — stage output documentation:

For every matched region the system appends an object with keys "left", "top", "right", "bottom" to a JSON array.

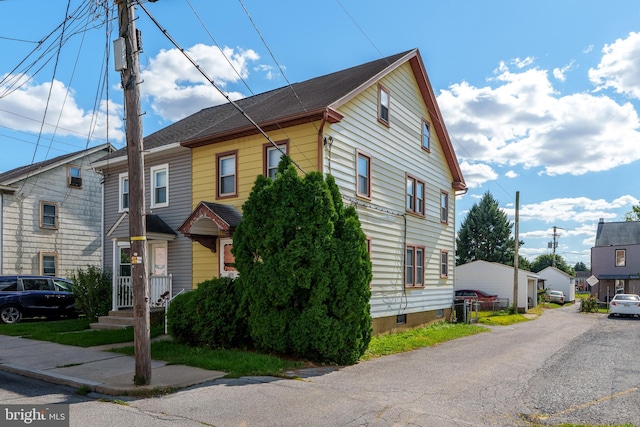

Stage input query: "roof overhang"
[{"left": 178, "top": 202, "right": 243, "bottom": 252}]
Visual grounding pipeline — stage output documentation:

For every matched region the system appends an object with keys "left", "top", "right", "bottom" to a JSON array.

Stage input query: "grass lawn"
[{"left": 0, "top": 306, "right": 568, "bottom": 378}]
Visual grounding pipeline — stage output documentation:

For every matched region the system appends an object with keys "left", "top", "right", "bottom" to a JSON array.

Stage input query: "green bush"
[
  {"left": 67, "top": 266, "right": 112, "bottom": 322},
  {"left": 580, "top": 296, "right": 600, "bottom": 313},
  {"left": 167, "top": 277, "right": 248, "bottom": 348},
  {"left": 232, "top": 158, "right": 372, "bottom": 365}
]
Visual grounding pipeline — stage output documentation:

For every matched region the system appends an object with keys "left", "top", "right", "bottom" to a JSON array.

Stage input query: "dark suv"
[{"left": 0, "top": 275, "right": 77, "bottom": 324}]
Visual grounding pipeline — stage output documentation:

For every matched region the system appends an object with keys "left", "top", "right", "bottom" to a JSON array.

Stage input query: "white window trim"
[
  {"left": 150, "top": 164, "right": 169, "bottom": 208},
  {"left": 119, "top": 173, "right": 129, "bottom": 213}
]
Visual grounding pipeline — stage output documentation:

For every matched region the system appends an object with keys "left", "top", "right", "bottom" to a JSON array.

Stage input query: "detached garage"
[{"left": 456, "top": 260, "right": 540, "bottom": 312}]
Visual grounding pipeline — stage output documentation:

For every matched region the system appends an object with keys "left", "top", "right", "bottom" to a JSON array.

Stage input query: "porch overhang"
[
  {"left": 597, "top": 274, "right": 639, "bottom": 280},
  {"left": 106, "top": 213, "right": 177, "bottom": 241},
  {"left": 178, "top": 201, "right": 243, "bottom": 252}
]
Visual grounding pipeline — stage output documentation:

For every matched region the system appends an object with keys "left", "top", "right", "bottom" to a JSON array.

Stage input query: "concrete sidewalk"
[{"left": 0, "top": 335, "right": 225, "bottom": 395}]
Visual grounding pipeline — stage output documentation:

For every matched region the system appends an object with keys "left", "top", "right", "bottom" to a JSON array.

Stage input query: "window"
[
  {"left": 615, "top": 249, "right": 626, "bottom": 267},
  {"left": 440, "top": 191, "right": 449, "bottom": 224},
  {"left": 40, "top": 201, "right": 58, "bottom": 229},
  {"left": 151, "top": 164, "right": 169, "bottom": 208},
  {"left": 264, "top": 142, "right": 287, "bottom": 179},
  {"left": 406, "top": 244, "right": 425, "bottom": 287},
  {"left": 67, "top": 165, "right": 82, "bottom": 188},
  {"left": 441, "top": 250, "right": 449, "bottom": 278},
  {"left": 217, "top": 151, "right": 237, "bottom": 198},
  {"left": 378, "top": 84, "right": 390, "bottom": 125},
  {"left": 396, "top": 314, "right": 407, "bottom": 325},
  {"left": 40, "top": 252, "right": 57, "bottom": 276},
  {"left": 119, "top": 173, "right": 129, "bottom": 212},
  {"left": 0, "top": 277, "right": 18, "bottom": 292},
  {"left": 422, "top": 119, "right": 430, "bottom": 151},
  {"left": 356, "top": 150, "right": 371, "bottom": 198},
  {"left": 406, "top": 174, "right": 425, "bottom": 216},
  {"left": 119, "top": 247, "right": 132, "bottom": 277}
]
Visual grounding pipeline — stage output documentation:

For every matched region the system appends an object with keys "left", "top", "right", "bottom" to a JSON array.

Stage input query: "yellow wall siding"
[{"left": 189, "top": 124, "right": 320, "bottom": 287}]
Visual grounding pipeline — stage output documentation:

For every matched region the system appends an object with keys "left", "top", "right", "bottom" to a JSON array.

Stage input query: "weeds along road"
[{"left": 3, "top": 304, "right": 639, "bottom": 426}]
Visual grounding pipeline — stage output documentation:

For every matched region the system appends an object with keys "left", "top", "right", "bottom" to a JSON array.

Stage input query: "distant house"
[
  {"left": 456, "top": 260, "right": 539, "bottom": 311},
  {"left": 0, "top": 144, "right": 113, "bottom": 277},
  {"left": 538, "top": 266, "right": 575, "bottom": 303},
  {"left": 591, "top": 219, "right": 640, "bottom": 301},
  {"left": 99, "top": 49, "right": 467, "bottom": 334}
]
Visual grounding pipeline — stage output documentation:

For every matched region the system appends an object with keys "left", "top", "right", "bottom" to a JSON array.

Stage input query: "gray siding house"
[
  {"left": 91, "top": 136, "right": 193, "bottom": 312},
  {"left": 0, "top": 144, "right": 113, "bottom": 277},
  {"left": 591, "top": 219, "right": 640, "bottom": 301}
]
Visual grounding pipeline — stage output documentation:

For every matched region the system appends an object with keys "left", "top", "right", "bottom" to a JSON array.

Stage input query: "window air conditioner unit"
[{"left": 69, "top": 176, "right": 82, "bottom": 187}]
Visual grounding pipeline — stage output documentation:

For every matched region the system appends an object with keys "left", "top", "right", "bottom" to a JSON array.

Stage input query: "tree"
[
  {"left": 530, "top": 254, "right": 574, "bottom": 276},
  {"left": 68, "top": 265, "right": 112, "bottom": 322},
  {"left": 456, "top": 191, "right": 519, "bottom": 266},
  {"left": 574, "top": 261, "right": 588, "bottom": 272},
  {"left": 232, "top": 156, "right": 372, "bottom": 365},
  {"left": 624, "top": 204, "right": 640, "bottom": 221}
]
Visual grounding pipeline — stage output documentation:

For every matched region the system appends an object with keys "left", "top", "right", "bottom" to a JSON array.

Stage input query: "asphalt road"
[{"left": 2, "top": 304, "right": 639, "bottom": 426}]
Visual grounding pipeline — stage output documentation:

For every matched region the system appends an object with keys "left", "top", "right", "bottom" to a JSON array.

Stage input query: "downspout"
[{"left": 317, "top": 109, "right": 329, "bottom": 174}]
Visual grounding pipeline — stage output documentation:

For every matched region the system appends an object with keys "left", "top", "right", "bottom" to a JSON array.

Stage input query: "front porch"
[{"left": 112, "top": 274, "right": 173, "bottom": 311}]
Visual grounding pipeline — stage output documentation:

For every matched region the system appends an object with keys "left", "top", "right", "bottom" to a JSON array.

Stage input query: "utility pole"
[
  {"left": 513, "top": 191, "right": 519, "bottom": 313},
  {"left": 116, "top": 0, "right": 151, "bottom": 385},
  {"left": 551, "top": 226, "right": 563, "bottom": 268}
]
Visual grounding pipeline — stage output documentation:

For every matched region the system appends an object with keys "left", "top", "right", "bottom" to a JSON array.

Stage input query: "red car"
[{"left": 454, "top": 289, "right": 498, "bottom": 302}]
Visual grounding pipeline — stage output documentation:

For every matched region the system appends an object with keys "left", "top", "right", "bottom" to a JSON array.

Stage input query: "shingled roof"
[
  {"left": 98, "top": 49, "right": 465, "bottom": 190},
  {"left": 594, "top": 220, "right": 640, "bottom": 246},
  {"left": 0, "top": 144, "right": 113, "bottom": 185}
]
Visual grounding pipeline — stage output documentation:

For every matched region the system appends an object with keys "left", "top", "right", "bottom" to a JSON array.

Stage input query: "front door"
[{"left": 219, "top": 238, "right": 238, "bottom": 278}]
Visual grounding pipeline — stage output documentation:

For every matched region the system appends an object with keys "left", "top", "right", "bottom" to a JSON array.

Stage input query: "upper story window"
[
  {"left": 406, "top": 244, "right": 424, "bottom": 287},
  {"left": 406, "top": 174, "right": 425, "bottom": 216},
  {"left": 119, "top": 173, "right": 129, "bottom": 212},
  {"left": 441, "top": 250, "right": 449, "bottom": 278},
  {"left": 67, "top": 165, "right": 82, "bottom": 188},
  {"left": 151, "top": 164, "right": 169, "bottom": 208},
  {"left": 422, "top": 119, "right": 431, "bottom": 151},
  {"left": 440, "top": 191, "right": 449, "bottom": 224},
  {"left": 40, "top": 252, "right": 57, "bottom": 276},
  {"left": 378, "top": 84, "right": 390, "bottom": 126},
  {"left": 40, "top": 201, "right": 58, "bottom": 229},
  {"left": 356, "top": 150, "right": 371, "bottom": 199},
  {"left": 264, "top": 142, "right": 287, "bottom": 179},
  {"left": 615, "top": 249, "right": 626, "bottom": 267},
  {"left": 217, "top": 151, "right": 238, "bottom": 199}
]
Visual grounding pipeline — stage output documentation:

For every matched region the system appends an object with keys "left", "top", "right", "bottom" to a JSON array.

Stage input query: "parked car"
[
  {"left": 546, "top": 290, "right": 565, "bottom": 304},
  {"left": 0, "top": 275, "right": 77, "bottom": 324},
  {"left": 455, "top": 289, "right": 498, "bottom": 302},
  {"left": 608, "top": 293, "right": 640, "bottom": 318}
]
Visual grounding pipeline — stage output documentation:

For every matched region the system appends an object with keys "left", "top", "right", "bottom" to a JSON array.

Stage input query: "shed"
[
  {"left": 538, "top": 266, "right": 575, "bottom": 303},
  {"left": 456, "top": 260, "right": 540, "bottom": 312}
]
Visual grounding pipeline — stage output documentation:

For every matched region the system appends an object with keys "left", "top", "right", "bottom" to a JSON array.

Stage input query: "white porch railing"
[{"left": 113, "top": 274, "right": 172, "bottom": 311}]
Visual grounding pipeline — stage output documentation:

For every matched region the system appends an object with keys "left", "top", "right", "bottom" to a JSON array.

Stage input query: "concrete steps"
[{"left": 90, "top": 310, "right": 134, "bottom": 330}]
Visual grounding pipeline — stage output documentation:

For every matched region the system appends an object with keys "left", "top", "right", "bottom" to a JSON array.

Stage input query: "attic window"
[
  {"left": 68, "top": 165, "right": 82, "bottom": 188},
  {"left": 378, "top": 84, "right": 390, "bottom": 126}
]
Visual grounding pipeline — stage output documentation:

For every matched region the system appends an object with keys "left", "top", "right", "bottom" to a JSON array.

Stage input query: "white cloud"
[
  {"left": 505, "top": 170, "right": 518, "bottom": 178},
  {"left": 438, "top": 58, "right": 640, "bottom": 176},
  {"left": 512, "top": 57, "right": 535, "bottom": 68},
  {"left": 553, "top": 60, "right": 575, "bottom": 81},
  {"left": 140, "top": 45, "right": 260, "bottom": 121},
  {"left": 0, "top": 74, "right": 124, "bottom": 143},
  {"left": 503, "top": 195, "right": 638, "bottom": 224},
  {"left": 589, "top": 32, "right": 640, "bottom": 99},
  {"left": 458, "top": 161, "right": 498, "bottom": 188}
]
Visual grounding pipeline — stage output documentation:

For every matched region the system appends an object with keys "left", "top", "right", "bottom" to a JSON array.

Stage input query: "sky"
[{"left": 1, "top": 0, "right": 640, "bottom": 269}]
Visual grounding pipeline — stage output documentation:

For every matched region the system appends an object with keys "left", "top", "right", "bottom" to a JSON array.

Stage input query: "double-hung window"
[
  {"left": 356, "top": 150, "right": 371, "bottom": 199},
  {"left": 151, "top": 164, "right": 169, "bottom": 208},
  {"left": 406, "top": 174, "right": 425, "bottom": 216},
  {"left": 378, "top": 84, "right": 390, "bottom": 125},
  {"left": 441, "top": 250, "right": 449, "bottom": 278},
  {"left": 68, "top": 165, "right": 82, "bottom": 188},
  {"left": 406, "top": 244, "right": 425, "bottom": 287},
  {"left": 264, "top": 142, "right": 287, "bottom": 179},
  {"left": 40, "top": 252, "right": 57, "bottom": 276},
  {"left": 119, "top": 173, "right": 129, "bottom": 212},
  {"left": 440, "top": 191, "right": 449, "bottom": 224},
  {"left": 217, "top": 151, "right": 237, "bottom": 198},
  {"left": 40, "top": 201, "right": 58, "bottom": 229},
  {"left": 422, "top": 119, "right": 431, "bottom": 151}
]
